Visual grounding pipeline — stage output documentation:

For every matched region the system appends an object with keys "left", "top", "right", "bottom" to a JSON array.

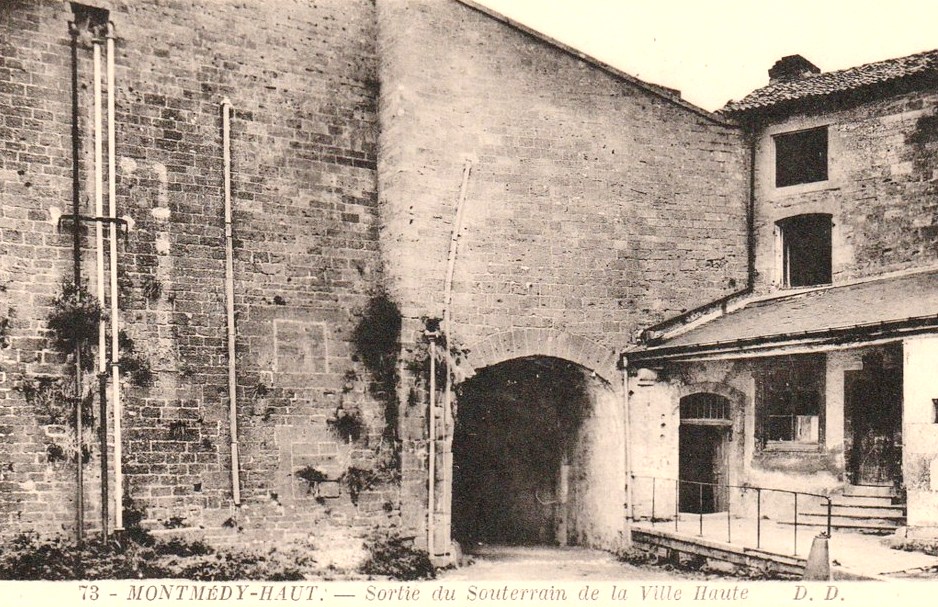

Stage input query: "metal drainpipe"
[
  {"left": 107, "top": 21, "right": 122, "bottom": 531},
  {"left": 81, "top": 29, "right": 106, "bottom": 544},
  {"left": 93, "top": 37, "right": 107, "bottom": 399},
  {"left": 427, "top": 337, "right": 436, "bottom": 555},
  {"left": 68, "top": 20, "right": 85, "bottom": 545},
  {"left": 441, "top": 160, "right": 472, "bottom": 558},
  {"left": 622, "top": 357, "right": 634, "bottom": 527},
  {"left": 222, "top": 99, "right": 241, "bottom": 506},
  {"left": 747, "top": 130, "right": 757, "bottom": 290}
]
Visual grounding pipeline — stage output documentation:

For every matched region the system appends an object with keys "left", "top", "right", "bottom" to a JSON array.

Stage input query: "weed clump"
[
  {"left": 327, "top": 408, "right": 365, "bottom": 443},
  {"left": 0, "top": 530, "right": 309, "bottom": 581},
  {"left": 359, "top": 534, "right": 435, "bottom": 581},
  {"left": 47, "top": 280, "right": 101, "bottom": 370}
]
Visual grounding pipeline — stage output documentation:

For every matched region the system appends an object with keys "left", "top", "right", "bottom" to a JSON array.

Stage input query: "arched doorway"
[
  {"left": 678, "top": 393, "right": 731, "bottom": 514},
  {"left": 450, "top": 356, "right": 624, "bottom": 549}
]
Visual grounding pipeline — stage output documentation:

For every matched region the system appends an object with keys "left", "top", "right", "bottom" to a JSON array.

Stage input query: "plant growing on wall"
[
  {"left": 16, "top": 280, "right": 155, "bottom": 465},
  {"left": 327, "top": 407, "right": 365, "bottom": 444},
  {"left": 117, "top": 331, "right": 154, "bottom": 388},
  {"left": 47, "top": 279, "right": 102, "bottom": 370},
  {"left": 342, "top": 466, "right": 381, "bottom": 506},
  {"left": 0, "top": 315, "right": 11, "bottom": 350},
  {"left": 16, "top": 280, "right": 103, "bottom": 463},
  {"left": 351, "top": 289, "right": 402, "bottom": 473},
  {"left": 405, "top": 317, "right": 471, "bottom": 396},
  {"left": 294, "top": 466, "right": 330, "bottom": 503}
]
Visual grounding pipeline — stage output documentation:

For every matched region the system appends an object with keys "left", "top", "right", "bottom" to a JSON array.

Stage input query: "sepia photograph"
[{"left": 1, "top": 0, "right": 938, "bottom": 604}]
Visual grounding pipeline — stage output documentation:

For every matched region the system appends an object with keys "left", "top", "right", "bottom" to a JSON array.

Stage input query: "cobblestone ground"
[{"left": 437, "top": 545, "right": 700, "bottom": 581}]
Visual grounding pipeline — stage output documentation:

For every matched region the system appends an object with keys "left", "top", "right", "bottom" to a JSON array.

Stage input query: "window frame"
[
  {"left": 755, "top": 354, "right": 827, "bottom": 451},
  {"left": 773, "top": 126, "right": 829, "bottom": 189},
  {"left": 775, "top": 213, "right": 833, "bottom": 289}
]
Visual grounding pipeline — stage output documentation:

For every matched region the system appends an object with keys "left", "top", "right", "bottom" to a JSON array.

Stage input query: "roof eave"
[
  {"left": 624, "top": 314, "right": 938, "bottom": 365},
  {"left": 721, "top": 69, "right": 938, "bottom": 120}
]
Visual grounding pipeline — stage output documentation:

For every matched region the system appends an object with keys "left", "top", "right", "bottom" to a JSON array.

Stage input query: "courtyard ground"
[{"left": 437, "top": 545, "right": 711, "bottom": 581}]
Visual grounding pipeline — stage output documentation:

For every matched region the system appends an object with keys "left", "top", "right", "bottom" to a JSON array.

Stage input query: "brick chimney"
[{"left": 769, "top": 55, "right": 821, "bottom": 83}]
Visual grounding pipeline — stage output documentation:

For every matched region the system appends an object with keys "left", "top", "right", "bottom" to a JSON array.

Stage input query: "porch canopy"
[{"left": 627, "top": 268, "right": 938, "bottom": 363}]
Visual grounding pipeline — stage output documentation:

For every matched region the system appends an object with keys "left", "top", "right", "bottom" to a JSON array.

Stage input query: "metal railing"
[{"left": 630, "top": 475, "right": 832, "bottom": 556}]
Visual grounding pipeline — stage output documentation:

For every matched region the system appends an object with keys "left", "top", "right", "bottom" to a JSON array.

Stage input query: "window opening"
[
  {"left": 777, "top": 214, "right": 832, "bottom": 288},
  {"left": 774, "top": 127, "right": 828, "bottom": 188},
  {"left": 756, "top": 355, "right": 825, "bottom": 447},
  {"left": 680, "top": 393, "right": 730, "bottom": 422}
]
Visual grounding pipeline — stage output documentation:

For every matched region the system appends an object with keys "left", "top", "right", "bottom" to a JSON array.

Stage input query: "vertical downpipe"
[
  {"left": 441, "top": 160, "right": 472, "bottom": 559},
  {"left": 747, "top": 131, "right": 757, "bottom": 290},
  {"left": 622, "top": 360, "right": 634, "bottom": 527},
  {"left": 222, "top": 99, "right": 241, "bottom": 506},
  {"left": 106, "top": 22, "right": 121, "bottom": 531},
  {"left": 68, "top": 20, "right": 85, "bottom": 545},
  {"left": 83, "top": 29, "right": 106, "bottom": 544},
  {"left": 427, "top": 338, "right": 436, "bottom": 555},
  {"left": 93, "top": 38, "right": 106, "bottom": 403}
]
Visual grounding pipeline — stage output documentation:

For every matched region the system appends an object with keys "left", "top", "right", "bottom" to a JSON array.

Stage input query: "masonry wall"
[
  {"left": 751, "top": 88, "right": 938, "bottom": 289},
  {"left": 903, "top": 335, "right": 938, "bottom": 528},
  {"left": 376, "top": 0, "right": 749, "bottom": 544},
  {"left": 630, "top": 345, "right": 910, "bottom": 525},
  {"left": 0, "top": 0, "right": 389, "bottom": 546}
]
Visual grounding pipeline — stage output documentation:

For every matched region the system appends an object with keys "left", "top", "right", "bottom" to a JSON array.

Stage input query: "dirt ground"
[{"left": 436, "top": 545, "right": 707, "bottom": 581}]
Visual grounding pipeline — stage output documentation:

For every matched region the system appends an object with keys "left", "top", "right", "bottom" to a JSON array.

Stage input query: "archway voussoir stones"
[{"left": 458, "top": 329, "right": 618, "bottom": 385}]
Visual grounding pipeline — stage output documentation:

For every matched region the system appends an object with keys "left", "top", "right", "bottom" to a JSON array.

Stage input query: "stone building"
[
  {"left": 626, "top": 52, "right": 938, "bottom": 536},
  {"left": 0, "top": 0, "right": 935, "bottom": 564}
]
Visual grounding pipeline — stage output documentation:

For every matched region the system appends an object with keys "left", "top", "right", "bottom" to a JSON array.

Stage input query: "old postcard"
[{"left": 1, "top": 0, "right": 936, "bottom": 605}]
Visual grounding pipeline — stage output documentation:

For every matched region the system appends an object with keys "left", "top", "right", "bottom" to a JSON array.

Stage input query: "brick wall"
[
  {"left": 0, "top": 0, "right": 389, "bottom": 542},
  {"left": 1, "top": 0, "right": 753, "bottom": 549},
  {"left": 752, "top": 89, "right": 938, "bottom": 288}
]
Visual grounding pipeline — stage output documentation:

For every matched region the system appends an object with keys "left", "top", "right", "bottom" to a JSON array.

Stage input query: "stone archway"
[
  {"left": 449, "top": 355, "right": 625, "bottom": 551},
  {"left": 435, "top": 329, "right": 625, "bottom": 548},
  {"left": 416, "top": 329, "right": 625, "bottom": 560}
]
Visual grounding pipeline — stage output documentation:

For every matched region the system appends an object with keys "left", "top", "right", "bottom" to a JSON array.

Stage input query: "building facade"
[
  {"left": 1, "top": 0, "right": 935, "bottom": 563},
  {"left": 627, "top": 52, "right": 938, "bottom": 535}
]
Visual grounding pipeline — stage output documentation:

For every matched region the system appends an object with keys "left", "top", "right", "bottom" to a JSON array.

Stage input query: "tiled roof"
[
  {"left": 633, "top": 269, "right": 938, "bottom": 359},
  {"left": 722, "top": 49, "right": 938, "bottom": 114}
]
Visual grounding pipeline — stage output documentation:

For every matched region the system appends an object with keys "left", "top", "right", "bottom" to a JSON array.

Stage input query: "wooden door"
[
  {"left": 845, "top": 369, "right": 902, "bottom": 486},
  {"left": 679, "top": 425, "right": 728, "bottom": 513}
]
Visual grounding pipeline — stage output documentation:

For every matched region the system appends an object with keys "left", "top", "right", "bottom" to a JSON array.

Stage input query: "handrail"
[
  {"left": 633, "top": 474, "right": 832, "bottom": 501},
  {"left": 630, "top": 474, "right": 833, "bottom": 556}
]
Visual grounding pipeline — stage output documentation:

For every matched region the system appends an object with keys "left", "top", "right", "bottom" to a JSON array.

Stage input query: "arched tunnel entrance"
[{"left": 451, "top": 356, "right": 624, "bottom": 549}]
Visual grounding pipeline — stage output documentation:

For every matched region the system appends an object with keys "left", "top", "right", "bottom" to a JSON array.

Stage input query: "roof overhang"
[
  {"left": 622, "top": 267, "right": 938, "bottom": 367},
  {"left": 624, "top": 314, "right": 938, "bottom": 366}
]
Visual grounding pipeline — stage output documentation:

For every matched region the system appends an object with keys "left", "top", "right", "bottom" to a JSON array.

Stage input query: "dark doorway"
[
  {"left": 452, "top": 357, "right": 589, "bottom": 547},
  {"left": 678, "top": 393, "right": 731, "bottom": 514},
  {"left": 678, "top": 425, "right": 729, "bottom": 513},
  {"left": 845, "top": 351, "right": 903, "bottom": 486}
]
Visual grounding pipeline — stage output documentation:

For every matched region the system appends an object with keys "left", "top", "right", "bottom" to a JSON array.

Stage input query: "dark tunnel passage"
[{"left": 452, "top": 356, "right": 591, "bottom": 547}]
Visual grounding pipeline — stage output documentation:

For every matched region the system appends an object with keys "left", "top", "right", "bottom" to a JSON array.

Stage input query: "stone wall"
[
  {"left": 376, "top": 0, "right": 749, "bottom": 545},
  {"left": 903, "top": 335, "right": 938, "bottom": 528},
  {"left": 751, "top": 88, "right": 938, "bottom": 289},
  {"left": 1, "top": 0, "right": 754, "bottom": 549}
]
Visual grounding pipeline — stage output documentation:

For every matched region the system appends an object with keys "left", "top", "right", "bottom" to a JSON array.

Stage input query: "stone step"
[
  {"left": 793, "top": 511, "right": 904, "bottom": 527},
  {"left": 843, "top": 484, "right": 896, "bottom": 498},
  {"left": 826, "top": 504, "right": 905, "bottom": 518},
  {"left": 829, "top": 495, "right": 900, "bottom": 508},
  {"left": 803, "top": 504, "right": 906, "bottom": 518},
  {"left": 777, "top": 517, "right": 901, "bottom": 532}
]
